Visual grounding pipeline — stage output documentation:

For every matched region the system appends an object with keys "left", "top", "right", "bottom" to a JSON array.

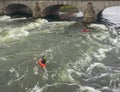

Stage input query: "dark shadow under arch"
[
  {"left": 42, "top": 4, "right": 79, "bottom": 21},
  {"left": 6, "top": 4, "right": 33, "bottom": 18},
  {"left": 96, "top": 9, "right": 104, "bottom": 22}
]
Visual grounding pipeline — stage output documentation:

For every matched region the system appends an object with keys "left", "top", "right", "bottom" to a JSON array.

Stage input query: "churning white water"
[{"left": 0, "top": 6, "right": 120, "bottom": 92}]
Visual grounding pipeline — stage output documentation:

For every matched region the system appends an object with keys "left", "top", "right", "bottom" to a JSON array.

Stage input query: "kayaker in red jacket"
[{"left": 38, "top": 55, "right": 47, "bottom": 68}]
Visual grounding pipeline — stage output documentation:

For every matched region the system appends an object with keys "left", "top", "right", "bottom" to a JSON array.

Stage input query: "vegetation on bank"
[{"left": 59, "top": 5, "right": 78, "bottom": 13}]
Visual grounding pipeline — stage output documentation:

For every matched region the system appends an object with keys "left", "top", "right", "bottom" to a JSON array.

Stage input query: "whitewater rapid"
[{"left": 0, "top": 6, "right": 120, "bottom": 92}]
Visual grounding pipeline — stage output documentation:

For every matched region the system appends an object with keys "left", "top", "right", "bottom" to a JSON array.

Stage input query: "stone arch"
[
  {"left": 96, "top": 9, "right": 104, "bottom": 22},
  {"left": 6, "top": 4, "right": 33, "bottom": 18},
  {"left": 42, "top": 4, "right": 63, "bottom": 17},
  {"left": 96, "top": 5, "right": 120, "bottom": 22},
  {"left": 42, "top": 4, "right": 79, "bottom": 19}
]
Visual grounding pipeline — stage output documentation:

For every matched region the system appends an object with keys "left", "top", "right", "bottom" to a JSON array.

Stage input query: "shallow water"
[{"left": 0, "top": 15, "right": 120, "bottom": 92}]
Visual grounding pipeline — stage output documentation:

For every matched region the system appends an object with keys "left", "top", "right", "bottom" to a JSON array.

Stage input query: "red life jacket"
[
  {"left": 82, "top": 29, "right": 89, "bottom": 32},
  {"left": 38, "top": 59, "right": 46, "bottom": 68}
]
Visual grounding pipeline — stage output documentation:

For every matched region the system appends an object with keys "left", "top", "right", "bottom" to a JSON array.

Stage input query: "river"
[{"left": 0, "top": 7, "right": 120, "bottom": 92}]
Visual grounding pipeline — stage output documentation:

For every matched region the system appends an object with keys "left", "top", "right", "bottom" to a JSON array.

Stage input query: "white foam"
[
  {"left": 80, "top": 86, "right": 101, "bottom": 92},
  {"left": 11, "top": 17, "right": 27, "bottom": 21},
  {"left": 41, "top": 47, "right": 54, "bottom": 60},
  {"left": 1, "top": 28, "right": 29, "bottom": 42},
  {"left": 93, "top": 48, "right": 112, "bottom": 61},
  {"left": 9, "top": 67, "right": 19, "bottom": 78},
  {"left": 108, "top": 37, "right": 118, "bottom": 45},
  {"left": 0, "top": 57, "right": 7, "bottom": 61},
  {"left": 101, "top": 86, "right": 110, "bottom": 90},
  {"left": 66, "top": 68, "right": 85, "bottom": 82},
  {"left": 8, "top": 74, "right": 26, "bottom": 85},
  {"left": 33, "top": 66, "right": 38, "bottom": 76},
  {"left": 8, "top": 66, "right": 28, "bottom": 85},
  {"left": 89, "top": 24, "right": 108, "bottom": 30},
  {"left": 118, "top": 57, "right": 120, "bottom": 60},
  {"left": 101, "top": 87, "right": 112, "bottom": 92},
  {"left": 29, "top": 85, "right": 42, "bottom": 92},
  {"left": 42, "top": 68, "right": 48, "bottom": 80},
  {"left": 86, "top": 63, "right": 107, "bottom": 75},
  {"left": 35, "top": 18, "right": 48, "bottom": 24},
  {"left": 26, "top": 83, "right": 49, "bottom": 92},
  {"left": 23, "top": 19, "right": 48, "bottom": 32},
  {"left": 50, "top": 21, "right": 76, "bottom": 28},
  {"left": 92, "top": 31, "right": 110, "bottom": 41},
  {"left": 57, "top": 69, "right": 75, "bottom": 83},
  {"left": 74, "top": 55, "right": 92, "bottom": 71},
  {"left": 27, "top": 83, "right": 79, "bottom": 92},
  {"left": 9, "top": 67, "right": 15, "bottom": 73},
  {"left": 114, "top": 88, "right": 120, "bottom": 92},
  {"left": 0, "top": 18, "right": 49, "bottom": 43},
  {"left": 0, "top": 15, "right": 11, "bottom": 21},
  {"left": 67, "top": 69, "right": 77, "bottom": 81},
  {"left": 89, "top": 24, "right": 111, "bottom": 43}
]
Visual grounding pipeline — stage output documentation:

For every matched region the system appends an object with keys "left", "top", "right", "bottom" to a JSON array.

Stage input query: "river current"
[{"left": 0, "top": 7, "right": 120, "bottom": 92}]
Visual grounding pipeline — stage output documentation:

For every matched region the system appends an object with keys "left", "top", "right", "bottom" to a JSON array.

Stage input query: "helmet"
[{"left": 42, "top": 55, "right": 46, "bottom": 60}]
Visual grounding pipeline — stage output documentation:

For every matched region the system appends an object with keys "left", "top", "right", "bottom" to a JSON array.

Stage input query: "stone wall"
[{"left": 0, "top": 0, "right": 120, "bottom": 18}]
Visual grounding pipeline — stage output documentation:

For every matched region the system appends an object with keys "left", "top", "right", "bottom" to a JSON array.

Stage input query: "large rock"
[
  {"left": 32, "top": 2, "right": 41, "bottom": 18},
  {"left": 83, "top": 2, "right": 95, "bottom": 23}
]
